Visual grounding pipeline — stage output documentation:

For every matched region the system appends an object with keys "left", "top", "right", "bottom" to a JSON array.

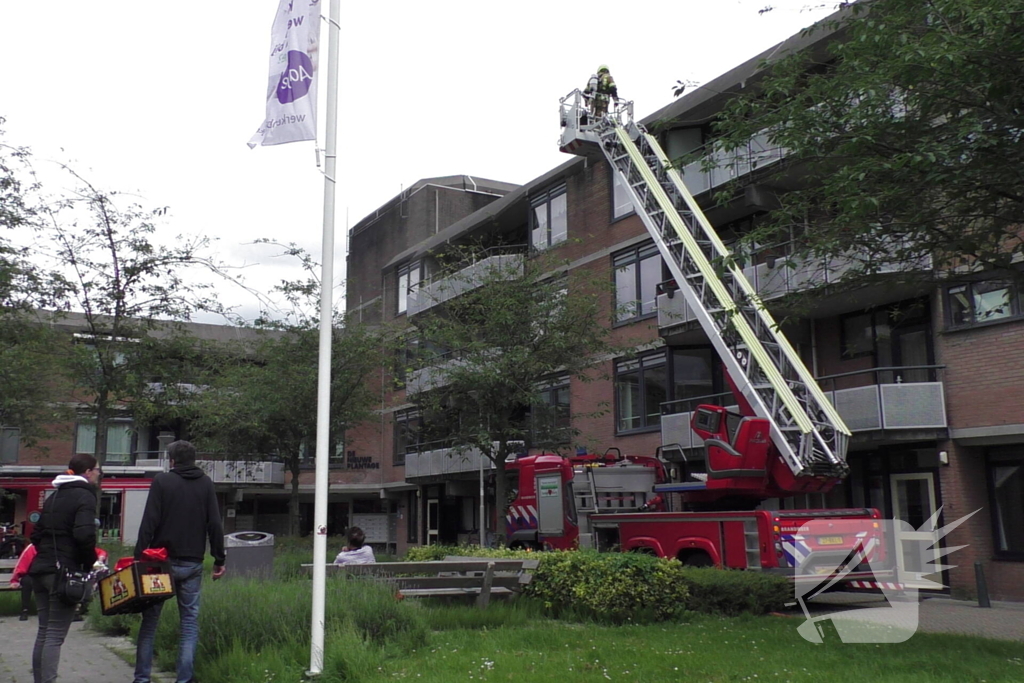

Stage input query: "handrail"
[{"left": 660, "top": 365, "right": 946, "bottom": 416}]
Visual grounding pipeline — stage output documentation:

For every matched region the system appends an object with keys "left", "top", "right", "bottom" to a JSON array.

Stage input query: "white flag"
[{"left": 248, "top": 0, "right": 322, "bottom": 148}]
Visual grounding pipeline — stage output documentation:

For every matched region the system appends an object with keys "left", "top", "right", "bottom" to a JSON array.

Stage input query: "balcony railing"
[
  {"left": 404, "top": 443, "right": 496, "bottom": 479},
  {"left": 660, "top": 366, "right": 948, "bottom": 452},
  {"left": 656, "top": 247, "right": 933, "bottom": 332},
  {"left": 678, "top": 131, "right": 788, "bottom": 197},
  {"left": 133, "top": 451, "right": 285, "bottom": 484},
  {"left": 408, "top": 248, "right": 526, "bottom": 316}
]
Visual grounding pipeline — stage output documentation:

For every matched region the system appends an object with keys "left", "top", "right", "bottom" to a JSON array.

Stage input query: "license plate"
[{"left": 818, "top": 536, "right": 844, "bottom": 545}]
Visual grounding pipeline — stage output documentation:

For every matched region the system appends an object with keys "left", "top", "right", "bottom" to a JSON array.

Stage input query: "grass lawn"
[{"left": 360, "top": 615, "right": 1022, "bottom": 683}]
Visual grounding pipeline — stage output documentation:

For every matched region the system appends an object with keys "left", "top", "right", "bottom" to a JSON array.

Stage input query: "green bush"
[
  {"left": 523, "top": 549, "right": 689, "bottom": 624},
  {"left": 678, "top": 567, "right": 793, "bottom": 616},
  {"left": 404, "top": 544, "right": 791, "bottom": 620}
]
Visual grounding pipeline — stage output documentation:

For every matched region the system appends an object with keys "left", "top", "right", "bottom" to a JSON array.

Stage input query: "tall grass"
[{"left": 89, "top": 574, "right": 427, "bottom": 682}]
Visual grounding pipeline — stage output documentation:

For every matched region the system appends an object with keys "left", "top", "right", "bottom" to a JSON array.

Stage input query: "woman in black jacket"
[{"left": 28, "top": 453, "right": 100, "bottom": 683}]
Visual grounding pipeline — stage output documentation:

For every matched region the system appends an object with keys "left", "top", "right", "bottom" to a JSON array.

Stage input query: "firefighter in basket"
[{"left": 584, "top": 65, "right": 618, "bottom": 117}]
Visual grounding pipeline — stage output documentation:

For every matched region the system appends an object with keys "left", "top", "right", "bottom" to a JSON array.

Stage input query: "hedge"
[{"left": 404, "top": 545, "right": 791, "bottom": 621}]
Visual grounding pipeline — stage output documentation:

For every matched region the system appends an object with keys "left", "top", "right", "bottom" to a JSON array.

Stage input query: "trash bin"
[{"left": 224, "top": 531, "right": 274, "bottom": 579}]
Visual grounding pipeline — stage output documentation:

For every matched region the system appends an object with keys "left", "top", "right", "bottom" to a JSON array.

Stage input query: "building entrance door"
[
  {"left": 890, "top": 472, "right": 942, "bottom": 590},
  {"left": 426, "top": 499, "right": 439, "bottom": 545}
]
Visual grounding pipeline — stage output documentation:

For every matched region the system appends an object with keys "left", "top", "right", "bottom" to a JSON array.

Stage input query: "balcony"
[
  {"left": 660, "top": 366, "right": 948, "bottom": 453},
  {"left": 134, "top": 452, "right": 285, "bottom": 485},
  {"left": 408, "top": 249, "right": 525, "bottom": 316},
  {"left": 678, "top": 131, "right": 788, "bottom": 198},
  {"left": 656, "top": 247, "right": 933, "bottom": 333},
  {"left": 404, "top": 443, "right": 496, "bottom": 479}
]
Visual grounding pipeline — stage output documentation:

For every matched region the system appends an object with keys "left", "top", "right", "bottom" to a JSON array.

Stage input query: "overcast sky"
[{"left": 0, "top": 1, "right": 837, "bottom": 323}]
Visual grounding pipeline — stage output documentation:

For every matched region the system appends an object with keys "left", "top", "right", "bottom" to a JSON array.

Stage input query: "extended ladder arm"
[{"left": 560, "top": 92, "right": 849, "bottom": 480}]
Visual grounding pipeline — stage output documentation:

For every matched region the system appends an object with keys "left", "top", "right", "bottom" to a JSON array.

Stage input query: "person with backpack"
[{"left": 584, "top": 65, "right": 618, "bottom": 117}]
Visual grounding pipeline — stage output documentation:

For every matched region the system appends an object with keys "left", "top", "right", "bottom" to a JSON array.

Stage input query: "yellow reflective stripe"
[
  {"left": 643, "top": 133, "right": 850, "bottom": 436},
  {"left": 614, "top": 126, "right": 813, "bottom": 434}
]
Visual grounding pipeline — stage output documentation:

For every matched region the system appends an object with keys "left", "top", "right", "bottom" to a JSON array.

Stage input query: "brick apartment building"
[{"left": 343, "top": 19, "right": 1024, "bottom": 599}]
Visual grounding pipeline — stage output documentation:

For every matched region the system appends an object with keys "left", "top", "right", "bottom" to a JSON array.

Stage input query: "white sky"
[{"left": 0, "top": 1, "right": 837, "bottom": 323}]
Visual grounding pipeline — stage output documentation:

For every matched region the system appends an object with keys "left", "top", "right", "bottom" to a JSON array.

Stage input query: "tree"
[
  {"left": 31, "top": 165, "right": 225, "bottom": 470},
  {"left": 1, "top": 120, "right": 72, "bottom": 446},
  {"left": 183, "top": 244, "right": 395, "bottom": 536},
  {"left": 407, "top": 249, "right": 623, "bottom": 543},
  {"left": 708, "top": 0, "right": 1024, "bottom": 289}
]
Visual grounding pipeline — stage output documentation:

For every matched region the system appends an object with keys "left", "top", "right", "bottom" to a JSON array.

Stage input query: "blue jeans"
[{"left": 134, "top": 561, "right": 204, "bottom": 683}]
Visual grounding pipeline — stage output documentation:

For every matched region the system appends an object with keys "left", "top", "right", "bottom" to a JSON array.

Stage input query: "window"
[
  {"left": 407, "top": 491, "right": 419, "bottom": 544},
  {"left": 0, "top": 427, "right": 19, "bottom": 464},
  {"left": 614, "top": 242, "right": 662, "bottom": 323},
  {"left": 616, "top": 351, "right": 668, "bottom": 433},
  {"left": 989, "top": 448, "right": 1024, "bottom": 559},
  {"left": 397, "top": 261, "right": 422, "bottom": 315},
  {"left": 948, "top": 280, "right": 1019, "bottom": 327},
  {"left": 532, "top": 375, "right": 571, "bottom": 446},
  {"left": 530, "top": 184, "right": 567, "bottom": 250},
  {"left": 394, "top": 409, "right": 422, "bottom": 466},
  {"left": 671, "top": 348, "right": 715, "bottom": 401},
  {"left": 611, "top": 171, "right": 633, "bottom": 221},
  {"left": 841, "top": 312, "right": 875, "bottom": 358},
  {"left": 75, "top": 421, "right": 134, "bottom": 464}
]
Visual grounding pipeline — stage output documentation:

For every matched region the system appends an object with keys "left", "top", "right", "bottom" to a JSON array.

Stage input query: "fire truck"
[{"left": 500, "top": 91, "right": 891, "bottom": 587}]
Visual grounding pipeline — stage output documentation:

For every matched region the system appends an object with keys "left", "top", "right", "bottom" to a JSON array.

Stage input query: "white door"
[
  {"left": 890, "top": 473, "right": 942, "bottom": 590},
  {"left": 426, "top": 499, "right": 439, "bottom": 546}
]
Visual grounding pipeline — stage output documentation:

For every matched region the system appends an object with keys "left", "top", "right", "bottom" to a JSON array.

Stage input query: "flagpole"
[{"left": 309, "top": 0, "right": 341, "bottom": 676}]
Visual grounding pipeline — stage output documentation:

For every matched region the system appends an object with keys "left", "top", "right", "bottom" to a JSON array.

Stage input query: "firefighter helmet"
[{"left": 597, "top": 64, "right": 609, "bottom": 73}]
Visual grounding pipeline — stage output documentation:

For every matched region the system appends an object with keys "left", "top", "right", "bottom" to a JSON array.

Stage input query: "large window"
[
  {"left": 616, "top": 352, "right": 668, "bottom": 433},
  {"left": 397, "top": 261, "right": 422, "bottom": 315},
  {"left": 611, "top": 171, "right": 634, "bottom": 221},
  {"left": 671, "top": 348, "right": 716, "bottom": 401},
  {"left": 393, "top": 408, "right": 422, "bottom": 466},
  {"left": 0, "top": 428, "right": 18, "bottom": 464},
  {"left": 531, "top": 184, "right": 567, "bottom": 250},
  {"left": 532, "top": 375, "right": 571, "bottom": 446},
  {"left": 838, "top": 300, "right": 933, "bottom": 382},
  {"left": 989, "top": 448, "right": 1024, "bottom": 560},
  {"left": 76, "top": 421, "right": 134, "bottom": 464},
  {"left": 947, "top": 280, "right": 1020, "bottom": 328},
  {"left": 614, "top": 242, "right": 662, "bottom": 323}
]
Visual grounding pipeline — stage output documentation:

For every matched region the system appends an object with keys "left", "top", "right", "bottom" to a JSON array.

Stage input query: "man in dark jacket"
[{"left": 133, "top": 441, "right": 225, "bottom": 683}]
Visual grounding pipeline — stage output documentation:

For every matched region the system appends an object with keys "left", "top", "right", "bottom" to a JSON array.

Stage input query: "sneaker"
[{"left": 19, "top": 610, "right": 29, "bottom": 621}]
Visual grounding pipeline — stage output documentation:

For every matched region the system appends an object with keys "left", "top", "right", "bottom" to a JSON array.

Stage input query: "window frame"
[
  {"left": 987, "top": 447, "right": 1024, "bottom": 561},
  {"left": 946, "top": 279, "right": 1021, "bottom": 329},
  {"left": 396, "top": 260, "right": 422, "bottom": 316},
  {"left": 610, "top": 168, "right": 635, "bottom": 222},
  {"left": 530, "top": 184, "right": 568, "bottom": 251},
  {"left": 74, "top": 419, "right": 135, "bottom": 464},
  {"left": 393, "top": 408, "right": 422, "bottom": 466},
  {"left": 613, "top": 241, "right": 663, "bottom": 325},
  {"left": 614, "top": 350, "right": 668, "bottom": 435},
  {"left": 531, "top": 375, "right": 572, "bottom": 447}
]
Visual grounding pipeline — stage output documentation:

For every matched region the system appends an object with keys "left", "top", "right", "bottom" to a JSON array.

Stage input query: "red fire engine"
[{"left": 498, "top": 91, "right": 894, "bottom": 588}]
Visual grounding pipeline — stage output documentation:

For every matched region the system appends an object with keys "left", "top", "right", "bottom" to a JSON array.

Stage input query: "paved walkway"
[
  {"left": 801, "top": 592, "right": 1024, "bottom": 641},
  {"left": 0, "top": 615, "right": 173, "bottom": 683}
]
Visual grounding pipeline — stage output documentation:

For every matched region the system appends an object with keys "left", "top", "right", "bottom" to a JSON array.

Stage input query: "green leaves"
[{"left": 710, "top": 0, "right": 1024, "bottom": 289}]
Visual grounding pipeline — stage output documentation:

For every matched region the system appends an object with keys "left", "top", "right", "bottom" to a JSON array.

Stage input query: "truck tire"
[{"left": 679, "top": 550, "right": 713, "bottom": 567}]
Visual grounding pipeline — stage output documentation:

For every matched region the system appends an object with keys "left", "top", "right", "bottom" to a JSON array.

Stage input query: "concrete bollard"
[{"left": 975, "top": 561, "right": 991, "bottom": 608}]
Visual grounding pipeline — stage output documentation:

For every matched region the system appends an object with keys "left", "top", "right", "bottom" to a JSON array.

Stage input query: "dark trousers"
[
  {"left": 21, "top": 574, "right": 34, "bottom": 612},
  {"left": 32, "top": 574, "right": 77, "bottom": 683}
]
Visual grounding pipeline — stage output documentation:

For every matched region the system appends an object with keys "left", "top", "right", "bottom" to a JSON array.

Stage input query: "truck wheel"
[{"left": 680, "top": 551, "right": 713, "bottom": 567}]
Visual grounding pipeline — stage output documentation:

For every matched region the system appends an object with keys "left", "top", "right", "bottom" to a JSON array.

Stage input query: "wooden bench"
[
  {"left": 303, "top": 556, "right": 538, "bottom": 608},
  {"left": 0, "top": 559, "right": 17, "bottom": 591}
]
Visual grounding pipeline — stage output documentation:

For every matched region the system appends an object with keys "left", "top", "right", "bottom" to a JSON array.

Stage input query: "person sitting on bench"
[{"left": 333, "top": 527, "right": 375, "bottom": 565}]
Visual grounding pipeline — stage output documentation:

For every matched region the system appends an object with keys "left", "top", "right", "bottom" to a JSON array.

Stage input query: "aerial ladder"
[{"left": 558, "top": 90, "right": 851, "bottom": 500}]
